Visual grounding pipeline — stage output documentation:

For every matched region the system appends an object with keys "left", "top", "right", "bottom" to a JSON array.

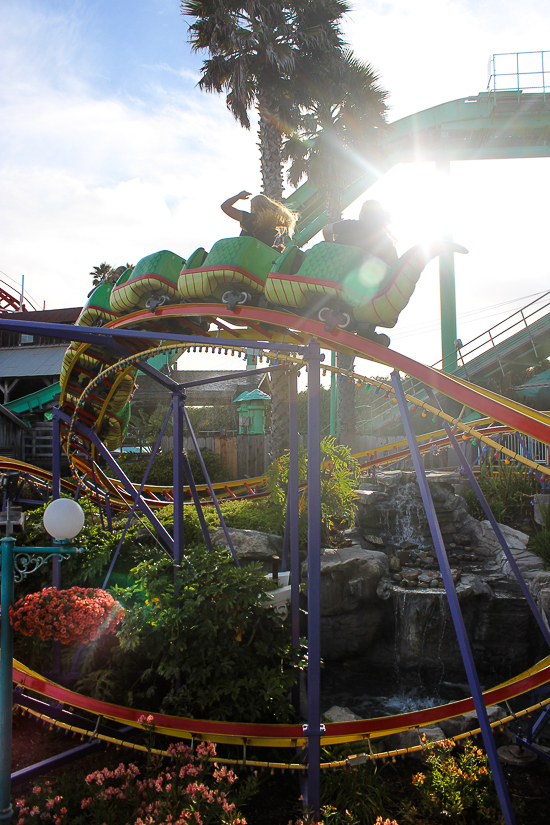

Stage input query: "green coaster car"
[
  {"left": 265, "top": 240, "right": 468, "bottom": 344},
  {"left": 110, "top": 250, "right": 186, "bottom": 313},
  {"left": 178, "top": 236, "right": 279, "bottom": 310}
]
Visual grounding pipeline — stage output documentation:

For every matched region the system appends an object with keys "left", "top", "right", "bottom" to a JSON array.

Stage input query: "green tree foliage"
[
  {"left": 113, "top": 545, "right": 304, "bottom": 722},
  {"left": 267, "top": 436, "right": 360, "bottom": 540},
  {"left": 284, "top": 49, "right": 390, "bottom": 220},
  {"left": 90, "top": 262, "right": 133, "bottom": 287},
  {"left": 405, "top": 738, "right": 502, "bottom": 824},
  {"left": 461, "top": 458, "right": 539, "bottom": 527},
  {"left": 183, "top": 0, "right": 349, "bottom": 198},
  {"left": 117, "top": 447, "right": 232, "bottom": 485},
  {"left": 90, "top": 262, "right": 113, "bottom": 286}
]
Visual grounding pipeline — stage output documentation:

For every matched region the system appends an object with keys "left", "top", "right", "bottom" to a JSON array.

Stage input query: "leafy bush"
[
  {"left": 529, "top": 529, "right": 550, "bottom": 568},
  {"left": 267, "top": 436, "right": 360, "bottom": 541},
  {"left": 317, "top": 744, "right": 392, "bottom": 824},
  {"left": 462, "top": 459, "right": 539, "bottom": 528},
  {"left": 117, "top": 448, "right": 232, "bottom": 485},
  {"left": 11, "top": 587, "right": 124, "bottom": 643},
  {"left": 111, "top": 544, "right": 304, "bottom": 722},
  {"left": 402, "top": 738, "right": 502, "bottom": 824}
]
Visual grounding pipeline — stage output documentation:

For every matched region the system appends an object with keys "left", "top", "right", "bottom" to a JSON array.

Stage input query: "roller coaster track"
[
  {"left": 11, "top": 655, "right": 550, "bottom": 749},
  {"left": 3, "top": 303, "right": 550, "bottom": 773},
  {"left": 58, "top": 305, "right": 550, "bottom": 472}
]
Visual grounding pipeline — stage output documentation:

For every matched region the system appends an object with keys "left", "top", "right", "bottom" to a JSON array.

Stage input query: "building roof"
[
  {"left": 1, "top": 307, "right": 82, "bottom": 324},
  {"left": 0, "top": 345, "right": 68, "bottom": 378},
  {"left": 133, "top": 370, "right": 262, "bottom": 406},
  {"left": 233, "top": 389, "right": 271, "bottom": 403}
]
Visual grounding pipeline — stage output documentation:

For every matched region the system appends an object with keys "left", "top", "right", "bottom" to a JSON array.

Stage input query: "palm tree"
[
  {"left": 90, "top": 263, "right": 133, "bottom": 288},
  {"left": 90, "top": 263, "right": 113, "bottom": 287},
  {"left": 183, "top": 0, "right": 350, "bottom": 199},
  {"left": 284, "top": 49, "right": 390, "bottom": 221},
  {"left": 284, "top": 52, "right": 390, "bottom": 451}
]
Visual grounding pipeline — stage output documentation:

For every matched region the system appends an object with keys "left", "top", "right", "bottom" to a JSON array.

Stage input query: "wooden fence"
[{"left": 161, "top": 434, "right": 268, "bottom": 479}]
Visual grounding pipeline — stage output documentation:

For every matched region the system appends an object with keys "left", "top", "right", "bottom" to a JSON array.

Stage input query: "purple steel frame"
[
  {"left": 392, "top": 371, "right": 518, "bottom": 825},
  {"left": 9, "top": 310, "right": 547, "bottom": 819},
  {"left": 424, "top": 386, "right": 550, "bottom": 766}
]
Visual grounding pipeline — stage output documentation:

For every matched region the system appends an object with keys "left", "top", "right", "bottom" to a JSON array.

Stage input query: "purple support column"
[
  {"left": 172, "top": 392, "right": 185, "bottom": 573},
  {"left": 51, "top": 410, "right": 62, "bottom": 675},
  {"left": 306, "top": 340, "right": 323, "bottom": 818},
  {"left": 181, "top": 406, "right": 240, "bottom": 566},
  {"left": 425, "top": 387, "right": 550, "bottom": 649},
  {"left": 288, "top": 369, "right": 301, "bottom": 713},
  {"left": 51, "top": 410, "right": 61, "bottom": 587},
  {"left": 391, "top": 371, "right": 517, "bottom": 825},
  {"left": 71, "top": 420, "right": 174, "bottom": 552},
  {"left": 181, "top": 452, "right": 214, "bottom": 553}
]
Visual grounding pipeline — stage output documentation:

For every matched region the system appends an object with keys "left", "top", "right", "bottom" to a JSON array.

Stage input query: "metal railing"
[
  {"left": 438, "top": 290, "right": 550, "bottom": 375},
  {"left": 487, "top": 50, "right": 548, "bottom": 103},
  {"left": 365, "top": 291, "right": 550, "bottom": 431}
]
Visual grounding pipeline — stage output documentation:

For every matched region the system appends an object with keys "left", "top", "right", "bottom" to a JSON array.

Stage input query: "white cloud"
[{"left": 0, "top": 0, "right": 548, "bottom": 378}]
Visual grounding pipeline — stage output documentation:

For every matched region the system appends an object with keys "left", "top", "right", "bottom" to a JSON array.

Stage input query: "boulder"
[
  {"left": 302, "top": 543, "right": 388, "bottom": 660},
  {"left": 323, "top": 705, "right": 362, "bottom": 723},
  {"left": 209, "top": 527, "right": 283, "bottom": 564}
]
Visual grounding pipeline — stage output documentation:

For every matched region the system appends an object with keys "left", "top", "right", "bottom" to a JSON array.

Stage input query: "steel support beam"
[
  {"left": 305, "top": 340, "right": 323, "bottom": 818},
  {"left": 392, "top": 370, "right": 517, "bottom": 825}
]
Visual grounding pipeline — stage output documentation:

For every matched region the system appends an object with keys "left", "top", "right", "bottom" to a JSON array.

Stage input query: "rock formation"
[{"left": 306, "top": 470, "right": 550, "bottom": 686}]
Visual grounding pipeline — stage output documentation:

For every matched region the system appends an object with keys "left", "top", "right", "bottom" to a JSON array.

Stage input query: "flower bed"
[{"left": 10, "top": 587, "right": 124, "bottom": 645}]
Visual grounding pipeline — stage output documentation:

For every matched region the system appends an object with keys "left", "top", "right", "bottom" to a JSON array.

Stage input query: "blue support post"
[
  {"left": 305, "top": 340, "right": 323, "bottom": 818},
  {"left": 172, "top": 393, "right": 185, "bottom": 573},
  {"left": 100, "top": 403, "right": 174, "bottom": 590},
  {"left": 67, "top": 418, "right": 175, "bottom": 553},
  {"left": 180, "top": 452, "right": 214, "bottom": 553},
  {"left": 181, "top": 406, "right": 240, "bottom": 566},
  {"left": 0, "top": 538, "right": 15, "bottom": 822},
  {"left": 51, "top": 410, "right": 61, "bottom": 676},
  {"left": 424, "top": 388, "right": 550, "bottom": 649},
  {"left": 288, "top": 369, "right": 301, "bottom": 713},
  {"left": 391, "top": 371, "right": 517, "bottom": 825}
]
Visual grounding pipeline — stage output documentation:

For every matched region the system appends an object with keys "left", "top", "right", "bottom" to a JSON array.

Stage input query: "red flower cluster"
[{"left": 10, "top": 586, "right": 124, "bottom": 645}]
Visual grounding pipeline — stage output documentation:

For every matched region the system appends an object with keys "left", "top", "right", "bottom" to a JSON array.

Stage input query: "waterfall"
[{"left": 379, "top": 482, "right": 431, "bottom": 549}]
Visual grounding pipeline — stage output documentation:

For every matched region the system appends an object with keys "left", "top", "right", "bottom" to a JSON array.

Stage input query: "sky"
[{"left": 1, "top": 0, "right": 549, "bottom": 382}]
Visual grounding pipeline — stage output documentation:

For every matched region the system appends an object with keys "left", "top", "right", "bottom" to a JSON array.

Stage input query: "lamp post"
[{"left": 0, "top": 498, "right": 85, "bottom": 822}]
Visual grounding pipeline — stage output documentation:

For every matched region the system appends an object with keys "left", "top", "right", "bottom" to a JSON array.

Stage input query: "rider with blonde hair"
[{"left": 221, "top": 191, "right": 298, "bottom": 251}]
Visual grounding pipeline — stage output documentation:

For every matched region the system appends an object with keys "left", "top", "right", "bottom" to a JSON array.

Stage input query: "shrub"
[
  {"left": 111, "top": 544, "right": 305, "bottom": 722},
  {"left": 267, "top": 436, "right": 360, "bottom": 541},
  {"left": 463, "top": 459, "right": 539, "bottom": 528},
  {"left": 118, "top": 448, "right": 232, "bottom": 486},
  {"left": 529, "top": 529, "right": 550, "bottom": 568},
  {"left": 14, "top": 739, "right": 256, "bottom": 825},
  {"left": 403, "top": 738, "right": 502, "bottom": 824}
]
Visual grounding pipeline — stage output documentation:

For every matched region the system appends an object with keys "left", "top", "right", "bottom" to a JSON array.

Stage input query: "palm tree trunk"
[
  {"left": 324, "top": 183, "right": 343, "bottom": 224},
  {"left": 269, "top": 368, "right": 289, "bottom": 461},
  {"left": 257, "top": 90, "right": 284, "bottom": 200}
]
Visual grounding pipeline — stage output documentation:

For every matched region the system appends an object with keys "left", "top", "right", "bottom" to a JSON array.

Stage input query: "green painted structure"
[
  {"left": 287, "top": 75, "right": 550, "bottom": 372},
  {"left": 233, "top": 389, "right": 270, "bottom": 435}
]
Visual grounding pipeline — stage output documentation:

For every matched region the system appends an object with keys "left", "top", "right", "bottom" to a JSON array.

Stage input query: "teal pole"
[
  {"left": 0, "top": 537, "right": 15, "bottom": 822},
  {"left": 436, "top": 159, "right": 458, "bottom": 373},
  {"left": 329, "top": 351, "right": 338, "bottom": 436},
  {"left": 0, "top": 539, "right": 83, "bottom": 822}
]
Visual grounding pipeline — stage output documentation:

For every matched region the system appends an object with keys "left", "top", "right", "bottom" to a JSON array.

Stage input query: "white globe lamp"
[{"left": 43, "top": 499, "right": 85, "bottom": 541}]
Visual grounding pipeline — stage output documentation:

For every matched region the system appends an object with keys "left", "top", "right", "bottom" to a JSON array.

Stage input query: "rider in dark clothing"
[{"left": 322, "top": 200, "right": 397, "bottom": 266}]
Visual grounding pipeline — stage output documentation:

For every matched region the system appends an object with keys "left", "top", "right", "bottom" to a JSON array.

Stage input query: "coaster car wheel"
[
  {"left": 145, "top": 293, "right": 171, "bottom": 311},
  {"left": 222, "top": 290, "right": 251, "bottom": 311},
  {"left": 318, "top": 307, "right": 351, "bottom": 333}
]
